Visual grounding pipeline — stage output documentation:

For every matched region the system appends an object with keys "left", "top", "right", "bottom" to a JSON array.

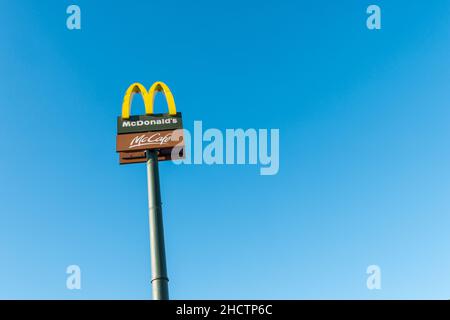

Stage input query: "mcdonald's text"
[{"left": 117, "top": 113, "right": 183, "bottom": 134}]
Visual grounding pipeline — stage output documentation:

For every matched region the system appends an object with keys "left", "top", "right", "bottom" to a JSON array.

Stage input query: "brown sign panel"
[
  {"left": 119, "top": 147, "right": 184, "bottom": 164},
  {"left": 116, "top": 129, "right": 184, "bottom": 153},
  {"left": 120, "top": 151, "right": 147, "bottom": 164}
]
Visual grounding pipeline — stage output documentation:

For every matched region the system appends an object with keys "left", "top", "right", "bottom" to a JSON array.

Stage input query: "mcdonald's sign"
[{"left": 116, "top": 81, "right": 184, "bottom": 164}]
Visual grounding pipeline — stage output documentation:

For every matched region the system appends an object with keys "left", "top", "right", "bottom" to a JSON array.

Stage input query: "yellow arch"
[
  {"left": 121, "top": 81, "right": 177, "bottom": 119},
  {"left": 148, "top": 82, "right": 177, "bottom": 116}
]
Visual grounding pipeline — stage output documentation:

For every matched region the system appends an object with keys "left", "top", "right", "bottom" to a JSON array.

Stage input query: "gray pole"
[{"left": 146, "top": 149, "right": 169, "bottom": 300}]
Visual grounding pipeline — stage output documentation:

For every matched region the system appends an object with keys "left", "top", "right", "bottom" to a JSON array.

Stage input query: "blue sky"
[{"left": 1, "top": 0, "right": 450, "bottom": 299}]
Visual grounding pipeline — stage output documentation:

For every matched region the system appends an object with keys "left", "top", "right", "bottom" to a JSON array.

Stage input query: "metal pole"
[{"left": 146, "top": 149, "right": 169, "bottom": 300}]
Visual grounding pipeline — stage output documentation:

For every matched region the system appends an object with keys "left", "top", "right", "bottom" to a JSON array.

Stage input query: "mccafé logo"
[
  {"left": 117, "top": 130, "right": 181, "bottom": 151},
  {"left": 130, "top": 133, "right": 175, "bottom": 148},
  {"left": 116, "top": 81, "right": 184, "bottom": 164}
]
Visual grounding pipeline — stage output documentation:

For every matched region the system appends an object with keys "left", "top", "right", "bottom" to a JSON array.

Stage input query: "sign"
[
  {"left": 116, "top": 81, "right": 184, "bottom": 164},
  {"left": 116, "top": 130, "right": 184, "bottom": 152},
  {"left": 117, "top": 113, "right": 183, "bottom": 134},
  {"left": 119, "top": 147, "right": 184, "bottom": 165}
]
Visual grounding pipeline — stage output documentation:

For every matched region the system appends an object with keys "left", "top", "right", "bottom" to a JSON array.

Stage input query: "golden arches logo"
[{"left": 121, "top": 81, "right": 177, "bottom": 119}]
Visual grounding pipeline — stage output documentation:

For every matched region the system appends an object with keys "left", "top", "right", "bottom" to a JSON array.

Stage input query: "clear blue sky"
[{"left": 1, "top": 0, "right": 450, "bottom": 299}]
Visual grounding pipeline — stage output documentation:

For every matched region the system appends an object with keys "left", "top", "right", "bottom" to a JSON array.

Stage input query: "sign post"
[
  {"left": 146, "top": 149, "right": 169, "bottom": 300},
  {"left": 116, "top": 81, "right": 184, "bottom": 300}
]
